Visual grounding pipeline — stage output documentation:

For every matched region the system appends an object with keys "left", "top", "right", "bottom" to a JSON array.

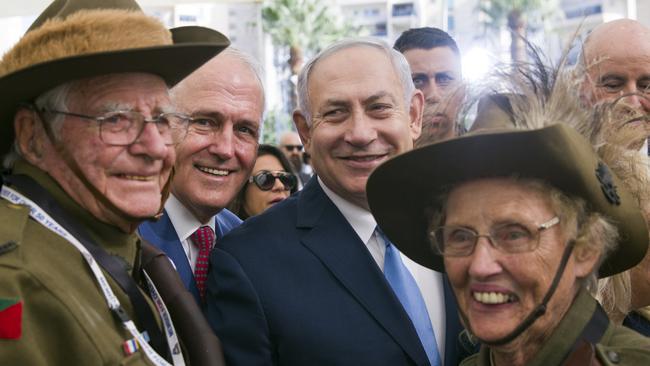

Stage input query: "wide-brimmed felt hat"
[
  {"left": 367, "top": 122, "right": 649, "bottom": 278},
  {"left": 0, "top": 0, "right": 230, "bottom": 156}
]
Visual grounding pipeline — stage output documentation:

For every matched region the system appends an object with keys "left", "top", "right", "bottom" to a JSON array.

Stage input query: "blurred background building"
[{"left": 1, "top": 0, "right": 647, "bottom": 142}]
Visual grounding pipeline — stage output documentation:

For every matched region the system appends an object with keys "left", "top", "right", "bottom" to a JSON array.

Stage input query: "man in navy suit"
[
  {"left": 205, "top": 38, "right": 469, "bottom": 366},
  {"left": 139, "top": 48, "right": 264, "bottom": 304}
]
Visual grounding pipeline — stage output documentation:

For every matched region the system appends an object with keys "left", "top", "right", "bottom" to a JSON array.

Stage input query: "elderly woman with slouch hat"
[{"left": 367, "top": 69, "right": 650, "bottom": 364}]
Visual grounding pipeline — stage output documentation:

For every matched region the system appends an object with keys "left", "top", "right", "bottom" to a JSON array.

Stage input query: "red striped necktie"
[{"left": 190, "top": 225, "right": 215, "bottom": 300}]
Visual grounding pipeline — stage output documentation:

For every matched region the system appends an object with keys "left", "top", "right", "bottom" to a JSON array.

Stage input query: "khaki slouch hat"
[{"left": 0, "top": 0, "right": 230, "bottom": 156}]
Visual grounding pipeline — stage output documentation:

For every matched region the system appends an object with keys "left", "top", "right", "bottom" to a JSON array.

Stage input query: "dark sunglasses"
[
  {"left": 249, "top": 171, "right": 298, "bottom": 191},
  {"left": 283, "top": 144, "right": 303, "bottom": 152}
]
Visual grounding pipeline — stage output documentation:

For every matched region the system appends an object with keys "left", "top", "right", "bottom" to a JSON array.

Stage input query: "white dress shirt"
[
  {"left": 164, "top": 193, "right": 216, "bottom": 273},
  {"left": 318, "top": 178, "right": 446, "bottom": 361}
]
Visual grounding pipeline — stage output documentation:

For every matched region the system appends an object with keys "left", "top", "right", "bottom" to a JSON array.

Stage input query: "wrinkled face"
[
  {"left": 171, "top": 54, "right": 262, "bottom": 223},
  {"left": 243, "top": 154, "right": 292, "bottom": 217},
  {"left": 582, "top": 23, "right": 650, "bottom": 150},
  {"left": 443, "top": 178, "right": 594, "bottom": 346},
  {"left": 296, "top": 45, "right": 422, "bottom": 209},
  {"left": 40, "top": 73, "right": 175, "bottom": 230},
  {"left": 403, "top": 47, "right": 462, "bottom": 143},
  {"left": 584, "top": 45, "right": 650, "bottom": 114}
]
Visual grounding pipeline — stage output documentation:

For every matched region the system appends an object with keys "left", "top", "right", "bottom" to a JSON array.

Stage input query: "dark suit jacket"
[
  {"left": 205, "top": 178, "right": 467, "bottom": 366},
  {"left": 138, "top": 208, "right": 242, "bottom": 304}
]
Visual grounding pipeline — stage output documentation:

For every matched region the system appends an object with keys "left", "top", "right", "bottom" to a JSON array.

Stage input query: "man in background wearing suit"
[
  {"left": 139, "top": 48, "right": 264, "bottom": 304},
  {"left": 206, "top": 38, "right": 466, "bottom": 366}
]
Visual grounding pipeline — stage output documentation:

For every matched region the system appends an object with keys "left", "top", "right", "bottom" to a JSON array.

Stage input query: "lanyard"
[{"left": 1, "top": 185, "right": 185, "bottom": 366}]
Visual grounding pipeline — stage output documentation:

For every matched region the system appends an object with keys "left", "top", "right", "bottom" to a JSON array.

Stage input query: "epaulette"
[{"left": 0, "top": 200, "right": 30, "bottom": 257}]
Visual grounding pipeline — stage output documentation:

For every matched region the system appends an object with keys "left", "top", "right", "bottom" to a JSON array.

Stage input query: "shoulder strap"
[
  {"left": 562, "top": 302, "right": 609, "bottom": 366},
  {"left": 580, "top": 303, "right": 610, "bottom": 344},
  {"left": 140, "top": 240, "right": 226, "bottom": 366},
  {"left": 3, "top": 174, "right": 168, "bottom": 360}
]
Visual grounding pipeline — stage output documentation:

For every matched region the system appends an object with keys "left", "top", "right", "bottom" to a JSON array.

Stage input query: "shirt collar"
[
  {"left": 318, "top": 177, "right": 377, "bottom": 244},
  {"left": 165, "top": 193, "right": 215, "bottom": 242}
]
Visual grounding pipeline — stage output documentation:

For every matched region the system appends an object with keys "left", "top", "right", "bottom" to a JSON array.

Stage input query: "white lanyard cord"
[{"left": 1, "top": 185, "right": 184, "bottom": 366}]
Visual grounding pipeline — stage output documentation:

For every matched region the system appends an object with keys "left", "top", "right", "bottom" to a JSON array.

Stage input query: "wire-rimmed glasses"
[
  {"left": 40, "top": 108, "right": 191, "bottom": 146},
  {"left": 430, "top": 216, "right": 560, "bottom": 257}
]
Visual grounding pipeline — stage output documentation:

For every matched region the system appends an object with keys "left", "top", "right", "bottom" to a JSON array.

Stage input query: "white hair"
[{"left": 3, "top": 82, "right": 71, "bottom": 169}]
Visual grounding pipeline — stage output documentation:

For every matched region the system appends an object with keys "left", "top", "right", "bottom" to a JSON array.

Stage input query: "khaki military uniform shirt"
[
  {"left": 461, "top": 288, "right": 650, "bottom": 366},
  {"left": 0, "top": 161, "right": 162, "bottom": 365}
]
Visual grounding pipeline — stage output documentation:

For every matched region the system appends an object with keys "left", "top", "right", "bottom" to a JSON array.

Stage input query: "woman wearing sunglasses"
[{"left": 228, "top": 144, "right": 298, "bottom": 220}]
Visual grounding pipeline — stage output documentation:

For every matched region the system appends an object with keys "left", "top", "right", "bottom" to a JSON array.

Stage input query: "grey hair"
[
  {"left": 220, "top": 47, "right": 266, "bottom": 109},
  {"left": 171, "top": 47, "right": 266, "bottom": 114},
  {"left": 2, "top": 82, "right": 71, "bottom": 169},
  {"left": 296, "top": 37, "right": 416, "bottom": 124}
]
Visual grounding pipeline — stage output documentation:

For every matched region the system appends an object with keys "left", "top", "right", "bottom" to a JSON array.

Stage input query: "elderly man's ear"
[
  {"left": 293, "top": 110, "right": 311, "bottom": 153},
  {"left": 14, "top": 108, "right": 47, "bottom": 164},
  {"left": 409, "top": 89, "right": 424, "bottom": 142}
]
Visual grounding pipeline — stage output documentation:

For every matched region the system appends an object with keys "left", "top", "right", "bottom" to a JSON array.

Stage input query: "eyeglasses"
[
  {"left": 283, "top": 144, "right": 303, "bottom": 152},
  {"left": 430, "top": 216, "right": 560, "bottom": 257},
  {"left": 40, "top": 108, "right": 191, "bottom": 146},
  {"left": 249, "top": 171, "right": 297, "bottom": 191}
]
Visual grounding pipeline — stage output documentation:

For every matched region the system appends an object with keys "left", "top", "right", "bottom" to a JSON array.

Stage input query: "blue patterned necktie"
[{"left": 379, "top": 228, "right": 442, "bottom": 366}]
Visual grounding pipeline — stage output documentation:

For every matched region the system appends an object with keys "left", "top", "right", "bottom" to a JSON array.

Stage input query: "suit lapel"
[{"left": 296, "top": 179, "right": 429, "bottom": 365}]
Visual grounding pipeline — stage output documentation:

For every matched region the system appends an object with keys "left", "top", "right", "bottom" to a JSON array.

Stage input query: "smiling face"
[
  {"left": 170, "top": 52, "right": 263, "bottom": 223},
  {"left": 33, "top": 73, "right": 175, "bottom": 231},
  {"left": 583, "top": 20, "right": 650, "bottom": 115},
  {"left": 403, "top": 46, "right": 462, "bottom": 143},
  {"left": 442, "top": 178, "right": 596, "bottom": 348},
  {"left": 243, "top": 153, "right": 292, "bottom": 216},
  {"left": 295, "top": 45, "right": 423, "bottom": 209}
]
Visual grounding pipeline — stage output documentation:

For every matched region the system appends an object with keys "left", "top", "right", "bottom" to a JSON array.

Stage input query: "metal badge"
[{"left": 596, "top": 162, "right": 621, "bottom": 206}]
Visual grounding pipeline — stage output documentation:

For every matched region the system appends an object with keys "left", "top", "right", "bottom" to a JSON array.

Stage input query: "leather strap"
[
  {"left": 562, "top": 302, "right": 609, "bottom": 366},
  {"left": 140, "top": 241, "right": 226, "bottom": 366},
  {"left": 563, "top": 340, "right": 603, "bottom": 366},
  {"left": 3, "top": 174, "right": 168, "bottom": 360}
]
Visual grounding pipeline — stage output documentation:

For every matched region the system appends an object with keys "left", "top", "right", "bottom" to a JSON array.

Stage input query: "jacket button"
[{"left": 606, "top": 350, "right": 620, "bottom": 363}]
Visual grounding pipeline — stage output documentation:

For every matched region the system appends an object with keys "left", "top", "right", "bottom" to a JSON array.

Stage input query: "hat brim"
[
  {"left": 0, "top": 26, "right": 229, "bottom": 156},
  {"left": 367, "top": 124, "right": 648, "bottom": 278}
]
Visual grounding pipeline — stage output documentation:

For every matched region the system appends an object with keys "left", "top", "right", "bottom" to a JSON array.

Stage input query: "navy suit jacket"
[
  {"left": 205, "top": 178, "right": 467, "bottom": 366},
  {"left": 138, "top": 208, "right": 242, "bottom": 304}
]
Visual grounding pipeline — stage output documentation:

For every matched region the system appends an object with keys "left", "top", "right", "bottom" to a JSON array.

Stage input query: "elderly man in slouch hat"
[{"left": 0, "top": 0, "right": 228, "bottom": 364}]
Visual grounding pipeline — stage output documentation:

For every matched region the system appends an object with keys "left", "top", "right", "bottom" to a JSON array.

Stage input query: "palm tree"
[
  {"left": 478, "top": 0, "right": 552, "bottom": 63},
  {"left": 262, "top": 0, "right": 353, "bottom": 110}
]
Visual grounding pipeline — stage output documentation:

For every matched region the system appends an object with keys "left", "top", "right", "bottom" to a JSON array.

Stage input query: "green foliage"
[
  {"left": 262, "top": 0, "right": 354, "bottom": 53},
  {"left": 478, "top": 0, "right": 555, "bottom": 31},
  {"left": 261, "top": 107, "right": 295, "bottom": 144}
]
